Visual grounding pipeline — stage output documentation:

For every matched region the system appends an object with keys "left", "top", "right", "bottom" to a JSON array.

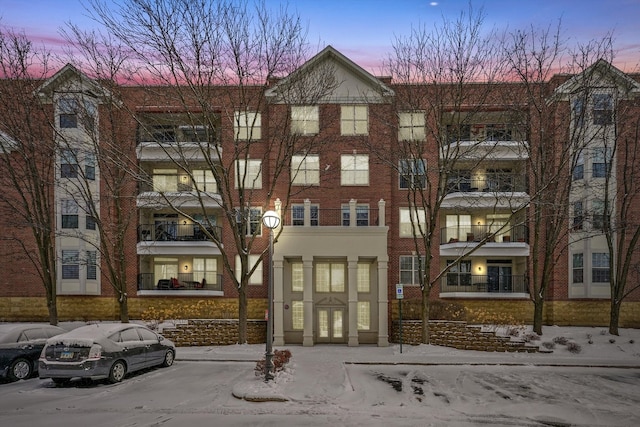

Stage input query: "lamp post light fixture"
[{"left": 262, "top": 209, "right": 280, "bottom": 381}]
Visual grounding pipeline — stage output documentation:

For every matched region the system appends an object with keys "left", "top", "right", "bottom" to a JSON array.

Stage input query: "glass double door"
[{"left": 316, "top": 306, "right": 346, "bottom": 344}]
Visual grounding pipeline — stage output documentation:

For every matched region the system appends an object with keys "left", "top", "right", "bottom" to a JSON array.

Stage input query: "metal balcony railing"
[
  {"left": 139, "top": 174, "right": 218, "bottom": 194},
  {"left": 138, "top": 223, "right": 221, "bottom": 242},
  {"left": 446, "top": 175, "right": 527, "bottom": 194},
  {"left": 281, "top": 205, "right": 383, "bottom": 227},
  {"left": 440, "top": 274, "right": 528, "bottom": 293},
  {"left": 137, "top": 273, "right": 223, "bottom": 291},
  {"left": 440, "top": 224, "right": 528, "bottom": 244}
]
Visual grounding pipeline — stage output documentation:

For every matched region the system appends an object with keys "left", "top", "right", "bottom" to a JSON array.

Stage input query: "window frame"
[
  {"left": 62, "top": 250, "right": 80, "bottom": 279},
  {"left": 592, "top": 93, "right": 613, "bottom": 126},
  {"left": 235, "top": 159, "right": 262, "bottom": 189},
  {"left": 340, "top": 105, "right": 368, "bottom": 135},
  {"left": 399, "top": 255, "right": 426, "bottom": 285},
  {"left": 399, "top": 158, "right": 426, "bottom": 189},
  {"left": 399, "top": 207, "right": 426, "bottom": 237},
  {"left": 572, "top": 253, "right": 583, "bottom": 284},
  {"left": 398, "top": 111, "right": 425, "bottom": 141},
  {"left": 592, "top": 252, "right": 610, "bottom": 283},
  {"left": 290, "top": 106, "right": 319, "bottom": 136},
  {"left": 234, "top": 111, "right": 261, "bottom": 140},
  {"left": 61, "top": 199, "right": 79, "bottom": 229},
  {"left": 340, "top": 154, "right": 369, "bottom": 186},
  {"left": 291, "top": 154, "right": 320, "bottom": 186}
]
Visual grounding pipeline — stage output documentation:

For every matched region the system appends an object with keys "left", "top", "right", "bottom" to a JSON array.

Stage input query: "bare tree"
[
  {"left": 53, "top": 25, "right": 141, "bottom": 322},
  {"left": 0, "top": 26, "right": 60, "bottom": 324},
  {"left": 85, "top": 0, "right": 336, "bottom": 342},
  {"left": 379, "top": 6, "right": 523, "bottom": 343}
]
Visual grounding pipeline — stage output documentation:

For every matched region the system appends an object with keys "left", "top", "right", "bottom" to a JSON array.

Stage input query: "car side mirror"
[{"left": 158, "top": 335, "right": 164, "bottom": 342}]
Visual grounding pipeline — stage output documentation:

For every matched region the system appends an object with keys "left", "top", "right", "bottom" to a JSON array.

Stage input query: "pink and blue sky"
[{"left": 2, "top": 0, "right": 639, "bottom": 73}]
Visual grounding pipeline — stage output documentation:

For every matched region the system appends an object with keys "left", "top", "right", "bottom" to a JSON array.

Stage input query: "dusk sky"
[{"left": 1, "top": 0, "right": 639, "bottom": 73}]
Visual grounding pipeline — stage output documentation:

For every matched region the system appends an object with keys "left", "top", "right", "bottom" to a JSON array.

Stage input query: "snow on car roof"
[
  {"left": 46, "top": 323, "right": 144, "bottom": 346},
  {"left": 0, "top": 323, "right": 65, "bottom": 343}
]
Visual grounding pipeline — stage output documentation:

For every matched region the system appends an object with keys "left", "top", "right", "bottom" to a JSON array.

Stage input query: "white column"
[
  {"left": 377, "top": 259, "right": 389, "bottom": 346},
  {"left": 349, "top": 199, "right": 357, "bottom": 227},
  {"left": 302, "top": 258, "right": 314, "bottom": 346},
  {"left": 273, "top": 258, "right": 285, "bottom": 346},
  {"left": 378, "top": 199, "right": 386, "bottom": 227},
  {"left": 348, "top": 258, "right": 359, "bottom": 346}
]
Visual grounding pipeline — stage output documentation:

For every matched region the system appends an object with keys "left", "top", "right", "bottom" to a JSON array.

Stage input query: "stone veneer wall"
[
  {"left": 391, "top": 320, "right": 539, "bottom": 352},
  {"left": 161, "top": 319, "right": 266, "bottom": 346}
]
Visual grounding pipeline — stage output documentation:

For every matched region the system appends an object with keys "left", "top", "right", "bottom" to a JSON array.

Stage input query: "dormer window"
[
  {"left": 59, "top": 98, "right": 79, "bottom": 128},
  {"left": 592, "top": 93, "right": 613, "bottom": 125}
]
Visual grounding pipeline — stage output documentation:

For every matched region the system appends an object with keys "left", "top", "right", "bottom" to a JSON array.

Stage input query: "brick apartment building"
[{"left": 1, "top": 46, "right": 639, "bottom": 345}]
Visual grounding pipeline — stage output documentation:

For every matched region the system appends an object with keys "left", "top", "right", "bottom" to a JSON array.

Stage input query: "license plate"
[{"left": 59, "top": 351, "right": 74, "bottom": 359}]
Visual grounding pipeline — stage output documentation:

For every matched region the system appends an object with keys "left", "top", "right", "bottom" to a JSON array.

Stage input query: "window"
[
  {"left": 86, "top": 213, "right": 96, "bottom": 230},
  {"left": 357, "top": 301, "right": 370, "bottom": 330},
  {"left": 291, "top": 301, "right": 304, "bottom": 330},
  {"left": 153, "top": 169, "right": 178, "bottom": 192},
  {"left": 340, "top": 154, "right": 369, "bottom": 185},
  {"left": 399, "top": 255, "right": 425, "bottom": 285},
  {"left": 399, "top": 159, "right": 426, "bottom": 189},
  {"left": 235, "top": 254, "right": 262, "bottom": 285},
  {"left": 291, "top": 262, "right": 303, "bottom": 292},
  {"left": 85, "top": 152, "right": 95, "bottom": 180},
  {"left": 446, "top": 170, "right": 471, "bottom": 193},
  {"left": 235, "top": 159, "right": 262, "bottom": 189},
  {"left": 572, "top": 253, "right": 583, "bottom": 284},
  {"left": 87, "top": 251, "right": 97, "bottom": 280},
  {"left": 62, "top": 250, "right": 80, "bottom": 279},
  {"left": 593, "top": 93, "right": 613, "bottom": 125},
  {"left": 446, "top": 124, "right": 471, "bottom": 143},
  {"left": 398, "top": 111, "right": 425, "bottom": 141},
  {"left": 446, "top": 260, "right": 472, "bottom": 286},
  {"left": 592, "top": 252, "right": 610, "bottom": 283},
  {"left": 193, "top": 258, "right": 217, "bottom": 285},
  {"left": 180, "top": 125, "right": 209, "bottom": 142},
  {"left": 340, "top": 105, "right": 368, "bottom": 135},
  {"left": 61, "top": 199, "right": 79, "bottom": 229},
  {"left": 292, "top": 204, "right": 319, "bottom": 226},
  {"left": 59, "top": 98, "right": 78, "bottom": 128},
  {"left": 399, "top": 207, "right": 426, "bottom": 237},
  {"left": 235, "top": 207, "right": 262, "bottom": 236},
  {"left": 357, "top": 263, "right": 370, "bottom": 293},
  {"left": 572, "top": 201, "right": 584, "bottom": 231},
  {"left": 291, "top": 106, "right": 319, "bottom": 135},
  {"left": 291, "top": 154, "right": 320, "bottom": 186},
  {"left": 342, "top": 204, "right": 369, "bottom": 226},
  {"left": 485, "top": 124, "right": 512, "bottom": 141},
  {"left": 592, "top": 199, "right": 607, "bottom": 231},
  {"left": 573, "top": 151, "right": 584, "bottom": 181},
  {"left": 234, "top": 111, "right": 261, "bottom": 140},
  {"left": 193, "top": 169, "right": 217, "bottom": 192},
  {"left": 592, "top": 147, "right": 611, "bottom": 178},
  {"left": 573, "top": 97, "right": 585, "bottom": 128},
  {"left": 445, "top": 214, "right": 472, "bottom": 242},
  {"left": 60, "top": 149, "right": 78, "bottom": 178},
  {"left": 316, "top": 263, "right": 345, "bottom": 292}
]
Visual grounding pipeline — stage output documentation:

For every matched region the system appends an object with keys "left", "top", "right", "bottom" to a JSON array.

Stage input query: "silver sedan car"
[{"left": 39, "top": 323, "right": 175, "bottom": 385}]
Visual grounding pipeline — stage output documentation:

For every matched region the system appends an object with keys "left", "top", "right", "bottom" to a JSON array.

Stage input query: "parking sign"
[{"left": 396, "top": 284, "right": 404, "bottom": 299}]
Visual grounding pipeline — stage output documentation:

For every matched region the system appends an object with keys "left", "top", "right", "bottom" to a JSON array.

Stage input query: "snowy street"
[{"left": 1, "top": 358, "right": 640, "bottom": 426}]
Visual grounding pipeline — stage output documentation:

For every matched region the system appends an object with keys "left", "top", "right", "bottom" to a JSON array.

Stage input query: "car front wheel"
[
  {"left": 161, "top": 349, "right": 175, "bottom": 367},
  {"left": 8, "top": 358, "right": 32, "bottom": 381},
  {"left": 108, "top": 360, "right": 127, "bottom": 383}
]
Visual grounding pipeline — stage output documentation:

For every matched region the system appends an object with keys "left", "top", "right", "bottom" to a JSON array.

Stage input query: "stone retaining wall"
[
  {"left": 161, "top": 319, "right": 266, "bottom": 346},
  {"left": 392, "top": 320, "right": 539, "bottom": 352}
]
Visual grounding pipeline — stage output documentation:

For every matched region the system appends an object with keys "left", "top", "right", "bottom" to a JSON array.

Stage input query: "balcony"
[
  {"left": 281, "top": 200, "right": 385, "bottom": 227},
  {"left": 136, "top": 122, "right": 221, "bottom": 161},
  {"left": 137, "top": 273, "right": 223, "bottom": 294},
  {"left": 138, "top": 223, "right": 221, "bottom": 242},
  {"left": 440, "top": 274, "right": 528, "bottom": 294},
  {"left": 446, "top": 175, "right": 527, "bottom": 194},
  {"left": 441, "top": 224, "right": 527, "bottom": 245},
  {"left": 137, "top": 174, "right": 221, "bottom": 208}
]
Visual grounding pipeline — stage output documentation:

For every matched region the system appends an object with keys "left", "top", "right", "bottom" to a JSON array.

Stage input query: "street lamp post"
[{"left": 262, "top": 210, "right": 280, "bottom": 382}]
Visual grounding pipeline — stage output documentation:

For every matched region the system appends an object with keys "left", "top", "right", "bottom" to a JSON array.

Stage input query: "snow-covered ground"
[{"left": 2, "top": 323, "right": 639, "bottom": 426}]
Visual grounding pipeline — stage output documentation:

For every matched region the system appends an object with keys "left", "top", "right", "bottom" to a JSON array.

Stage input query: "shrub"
[
  {"left": 552, "top": 336, "right": 568, "bottom": 345},
  {"left": 609, "top": 338, "right": 616, "bottom": 344},
  {"left": 254, "top": 349, "right": 292, "bottom": 377},
  {"left": 522, "top": 332, "right": 540, "bottom": 342},
  {"left": 566, "top": 342, "right": 582, "bottom": 354},
  {"left": 542, "top": 341, "right": 555, "bottom": 350}
]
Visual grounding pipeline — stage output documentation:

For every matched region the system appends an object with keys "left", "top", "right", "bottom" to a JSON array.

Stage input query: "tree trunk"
[
  {"left": 421, "top": 289, "right": 431, "bottom": 344},
  {"left": 533, "top": 296, "right": 544, "bottom": 335},
  {"left": 47, "top": 288, "right": 58, "bottom": 326},
  {"left": 119, "top": 293, "right": 129, "bottom": 323},
  {"left": 238, "top": 285, "right": 248, "bottom": 344},
  {"left": 609, "top": 299, "right": 621, "bottom": 336}
]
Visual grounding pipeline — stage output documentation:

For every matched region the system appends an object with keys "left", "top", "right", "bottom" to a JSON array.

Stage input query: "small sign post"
[{"left": 396, "top": 284, "right": 404, "bottom": 354}]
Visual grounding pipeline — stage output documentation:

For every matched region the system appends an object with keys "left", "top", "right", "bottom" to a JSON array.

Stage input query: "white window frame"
[
  {"left": 235, "top": 159, "right": 262, "bottom": 189},
  {"left": 315, "top": 263, "right": 345, "bottom": 292},
  {"left": 193, "top": 257, "right": 218, "bottom": 285},
  {"left": 357, "top": 263, "right": 370, "bottom": 293},
  {"left": 235, "top": 254, "right": 263, "bottom": 285},
  {"left": 291, "top": 106, "right": 319, "bottom": 135},
  {"left": 398, "top": 111, "right": 425, "bottom": 141},
  {"left": 291, "top": 301, "right": 304, "bottom": 330},
  {"left": 399, "top": 255, "right": 426, "bottom": 285},
  {"left": 340, "top": 154, "right": 369, "bottom": 186},
  {"left": 357, "top": 301, "right": 370, "bottom": 330},
  {"left": 234, "top": 111, "right": 261, "bottom": 140},
  {"left": 291, "top": 262, "right": 303, "bottom": 292},
  {"left": 340, "top": 105, "right": 368, "bottom": 135},
  {"left": 400, "top": 207, "right": 426, "bottom": 237},
  {"left": 291, "top": 154, "right": 320, "bottom": 186}
]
